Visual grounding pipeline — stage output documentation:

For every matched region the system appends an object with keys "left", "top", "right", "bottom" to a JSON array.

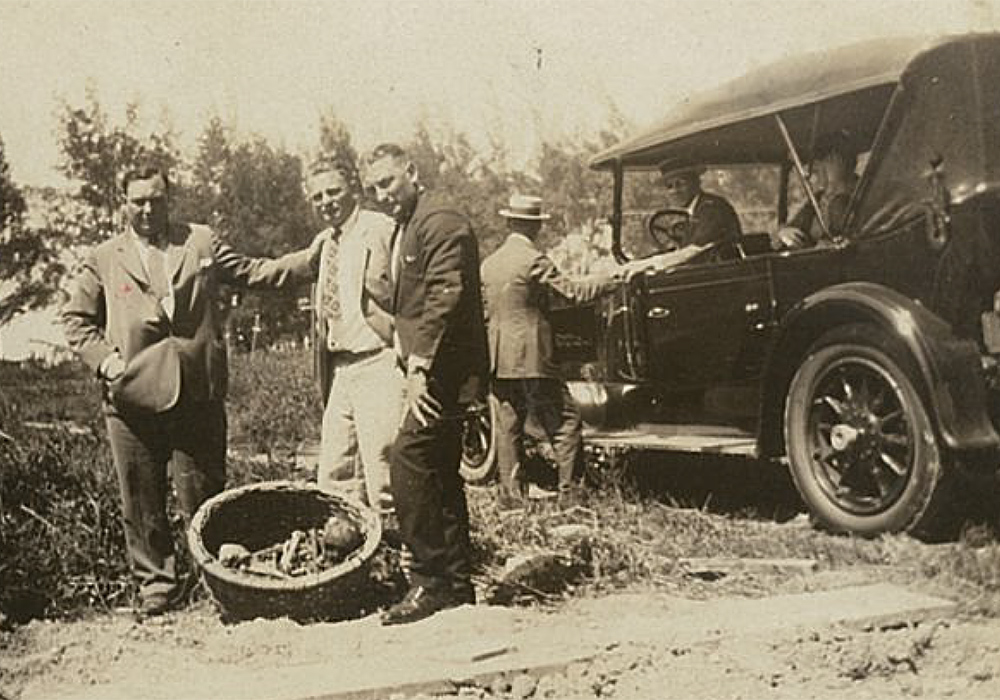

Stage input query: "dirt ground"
[{"left": 3, "top": 566, "right": 999, "bottom": 700}]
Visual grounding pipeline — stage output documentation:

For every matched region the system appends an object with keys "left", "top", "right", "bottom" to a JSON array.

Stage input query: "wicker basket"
[{"left": 187, "top": 480, "right": 382, "bottom": 622}]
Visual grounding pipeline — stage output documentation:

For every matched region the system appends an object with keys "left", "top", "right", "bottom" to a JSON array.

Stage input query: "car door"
[{"left": 637, "top": 247, "right": 775, "bottom": 392}]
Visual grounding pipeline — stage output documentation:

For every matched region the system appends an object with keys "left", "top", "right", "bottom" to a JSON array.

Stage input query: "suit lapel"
[
  {"left": 167, "top": 223, "right": 192, "bottom": 284},
  {"left": 114, "top": 234, "right": 149, "bottom": 287},
  {"left": 392, "top": 196, "right": 427, "bottom": 312}
]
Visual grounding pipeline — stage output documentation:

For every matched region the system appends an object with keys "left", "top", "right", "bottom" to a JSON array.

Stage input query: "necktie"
[
  {"left": 146, "top": 244, "right": 169, "bottom": 302},
  {"left": 389, "top": 222, "right": 402, "bottom": 285},
  {"left": 320, "top": 230, "right": 342, "bottom": 350}
]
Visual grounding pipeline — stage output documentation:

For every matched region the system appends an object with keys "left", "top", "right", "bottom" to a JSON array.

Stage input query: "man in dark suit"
[
  {"left": 658, "top": 160, "right": 742, "bottom": 248},
  {"left": 481, "top": 195, "right": 619, "bottom": 508},
  {"left": 62, "top": 165, "right": 323, "bottom": 616},
  {"left": 365, "top": 143, "right": 489, "bottom": 625}
]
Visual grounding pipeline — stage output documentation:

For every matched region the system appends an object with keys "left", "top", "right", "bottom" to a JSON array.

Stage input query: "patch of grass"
[
  {"left": 468, "top": 468, "right": 1000, "bottom": 614},
  {"left": 0, "top": 424, "right": 128, "bottom": 621},
  {"left": 3, "top": 349, "right": 999, "bottom": 625},
  {"left": 0, "top": 350, "right": 321, "bottom": 624},
  {"left": 226, "top": 348, "right": 323, "bottom": 459}
]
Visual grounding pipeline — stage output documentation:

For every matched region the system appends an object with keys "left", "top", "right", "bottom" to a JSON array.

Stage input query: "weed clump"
[{"left": 0, "top": 421, "right": 127, "bottom": 622}]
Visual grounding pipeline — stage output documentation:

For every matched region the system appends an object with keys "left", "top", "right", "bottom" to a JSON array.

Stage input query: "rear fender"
[{"left": 758, "top": 281, "right": 999, "bottom": 457}]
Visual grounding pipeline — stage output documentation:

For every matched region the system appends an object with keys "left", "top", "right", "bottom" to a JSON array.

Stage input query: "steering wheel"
[{"left": 647, "top": 208, "right": 692, "bottom": 251}]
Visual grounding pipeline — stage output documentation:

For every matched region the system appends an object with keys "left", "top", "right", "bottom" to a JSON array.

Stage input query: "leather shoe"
[
  {"left": 137, "top": 591, "right": 172, "bottom": 618},
  {"left": 452, "top": 581, "right": 476, "bottom": 605},
  {"left": 497, "top": 484, "right": 528, "bottom": 512},
  {"left": 380, "top": 585, "right": 468, "bottom": 626}
]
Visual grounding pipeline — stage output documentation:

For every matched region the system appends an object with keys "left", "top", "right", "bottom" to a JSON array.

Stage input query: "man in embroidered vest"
[
  {"left": 305, "top": 155, "right": 403, "bottom": 517},
  {"left": 62, "top": 165, "right": 324, "bottom": 617}
]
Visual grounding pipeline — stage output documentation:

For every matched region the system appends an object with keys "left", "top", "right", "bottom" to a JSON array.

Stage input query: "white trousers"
[{"left": 317, "top": 348, "right": 405, "bottom": 515}]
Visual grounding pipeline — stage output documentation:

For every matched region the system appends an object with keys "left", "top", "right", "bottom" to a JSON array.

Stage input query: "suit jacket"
[
  {"left": 786, "top": 176, "right": 857, "bottom": 247},
  {"left": 62, "top": 222, "right": 316, "bottom": 414},
  {"left": 314, "top": 209, "right": 397, "bottom": 399},
  {"left": 481, "top": 234, "right": 617, "bottom": 380},
  {"left": 681, "top": 192, "right": 742, "bottom": 248},
  {"left": 392, "top": 193, "right": 488, "bottom": 404}
]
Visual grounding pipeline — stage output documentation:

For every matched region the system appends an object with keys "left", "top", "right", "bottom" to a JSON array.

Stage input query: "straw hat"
[{"left": 499, "top": 194, "right": 551, "bottom": 221}]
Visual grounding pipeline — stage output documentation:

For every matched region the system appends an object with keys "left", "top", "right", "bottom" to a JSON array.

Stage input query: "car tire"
[
  {"left": 783, "top": 323, "right": 956, "bottom": 539},
  {"left": 460, "top": 394, "right": 498, "bottom": 484}
]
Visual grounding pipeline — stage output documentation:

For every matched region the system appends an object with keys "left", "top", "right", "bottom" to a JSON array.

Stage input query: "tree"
[
  {"left": 186, "top": 126, "right": 315, "bottom": 346},
  {"left": 317, "top": 111, "right": 359, "bottom": 168},
  {"left": 178, "top": 115, "right": 232, "bottom": 225},
  {"left": 56, "top": 91, "right": 181, "bottom": 246},
  {"left": 403, "top": 121, "right": 530, "bottom": 257},
  {"left": 0, "top": 136, "right": 64, "bottom": 324}
]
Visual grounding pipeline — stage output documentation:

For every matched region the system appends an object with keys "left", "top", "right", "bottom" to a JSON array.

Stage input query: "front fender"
[{"left": 760, "top": 281, "right": 1000, "bottom": 455}]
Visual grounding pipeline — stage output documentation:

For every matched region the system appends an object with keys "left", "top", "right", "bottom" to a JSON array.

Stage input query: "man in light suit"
[
  {"left": 62, "top": 165, "right": 324, "bottom": 616},
  {"left": 305, "top": 155, "right": 403, "bottom": 516},
  {"left": 366, "top": 143, "right": 489, "bottom": 625},
  {"left": 481, "top": 195, "right": 620, "bottom": 507}
]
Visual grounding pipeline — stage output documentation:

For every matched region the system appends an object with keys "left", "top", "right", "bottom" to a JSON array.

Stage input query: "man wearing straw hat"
[{"left": 481, "top": 194, "right": 620, "bottom": 509}]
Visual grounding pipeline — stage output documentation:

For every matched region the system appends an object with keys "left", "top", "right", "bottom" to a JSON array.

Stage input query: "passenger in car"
[
  {"left": 776, "top": 133, "right": 859, "bottom": 249},
  {"left": 658, "top": 160, "right": 742, "bottom": 248}
]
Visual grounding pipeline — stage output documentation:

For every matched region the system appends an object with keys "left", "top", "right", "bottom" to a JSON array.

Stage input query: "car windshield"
[
  {"left": 617, "top": 147, "right": 874, "bottom": 261},
  {"left": 620, "top": 164, "right": 791, "bottom": 260}
]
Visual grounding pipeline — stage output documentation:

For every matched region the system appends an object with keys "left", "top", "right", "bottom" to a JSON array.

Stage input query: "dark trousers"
[
  {"left": 390, "top": 377, "right": 471, "bottom": 592},
  {"left": 493, "top": 378, "right": 583, "bottom": 496},
  {"left": 105, "top": 399, "right": 226, "bottom": 598}
]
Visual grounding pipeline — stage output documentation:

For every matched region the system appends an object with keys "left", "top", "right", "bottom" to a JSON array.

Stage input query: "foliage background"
[{"left": 1, "top": 93, "right": 645, "bottom": 343}]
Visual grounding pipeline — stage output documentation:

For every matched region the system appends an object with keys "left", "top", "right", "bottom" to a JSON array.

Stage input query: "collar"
[
  {"left": 685, "top": 193, "right": 702, "bottom": 217},
  {"left": 397, "top": 186, "right": 424, "bottom": 227},
  {"left": 330, "top": 206, "right": 361, "bottom": 239},
  {"left": 127, "top": 226, "right": 168, "bottom": 251},
  {"left": 508, "top": 232, "right": 536, "bottom": 246}
]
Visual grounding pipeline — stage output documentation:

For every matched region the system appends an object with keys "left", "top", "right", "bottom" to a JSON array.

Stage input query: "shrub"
[
  {"left": 0, "top": 349, "right": 321, "bottom": 623},
  {"left": 226, "top": 348, "right": 322, "bottom": 458},
  {"left": 0, "top": 424, "right": 128, "bottom": 621}
]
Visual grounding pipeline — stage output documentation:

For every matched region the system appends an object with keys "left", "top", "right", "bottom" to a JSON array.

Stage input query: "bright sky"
[{"left": 0, "top": 0, "right": 998, "bottom": 189}]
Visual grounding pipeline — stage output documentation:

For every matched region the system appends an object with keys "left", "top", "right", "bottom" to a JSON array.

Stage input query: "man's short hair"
[
  {"left": 307, "top": 154, "right": 361, "bottom": 193},
  {"left": 121, "top": 164, "right": 170, "bottom": 195},
  {"left": 367, "top": 143, "right": 408, "bottom": 165},
  {"left": 814, "top": 131, "right": 858, "bottom": 171}
]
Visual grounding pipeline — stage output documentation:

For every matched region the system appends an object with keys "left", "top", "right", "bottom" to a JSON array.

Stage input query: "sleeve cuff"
[
  {"left": 98, "top": 352, "right": 119, "bottom": 380},
  {"left": 407, "top": 355, "right": 432, "bottom": 374}
]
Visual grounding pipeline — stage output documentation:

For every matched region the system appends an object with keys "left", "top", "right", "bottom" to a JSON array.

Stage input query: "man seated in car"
[
  {"left": 776, "top": 132, "right": 859, "bottom": 249},
  {"left": 658, "top": 159, "right": 742, "bottom": 248}
]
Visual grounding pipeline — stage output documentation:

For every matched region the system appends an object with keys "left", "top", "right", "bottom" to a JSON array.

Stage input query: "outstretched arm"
[
  {"left": 529, "top": 254, "right": 619, "bottom": 304},
  {"left": 212, "top": 228, "right": 326, "bottom": 289}
]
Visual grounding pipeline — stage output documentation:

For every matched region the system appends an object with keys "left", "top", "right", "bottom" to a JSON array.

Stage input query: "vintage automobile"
[{"left": 461, "top": 33, "right": 1000, "bottom": 538}]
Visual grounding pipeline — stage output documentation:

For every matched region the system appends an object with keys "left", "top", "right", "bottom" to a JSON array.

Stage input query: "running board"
[{"left": 583, "top": 423, "right": 758, "bottom": 457}]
